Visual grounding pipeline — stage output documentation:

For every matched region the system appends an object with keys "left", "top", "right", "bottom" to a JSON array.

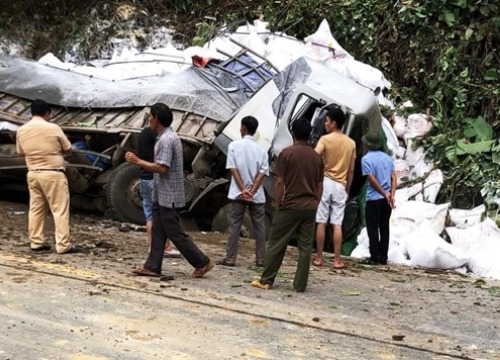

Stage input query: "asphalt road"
[{"left": 0, "top": 262, "right": 495, "bottom": 360}]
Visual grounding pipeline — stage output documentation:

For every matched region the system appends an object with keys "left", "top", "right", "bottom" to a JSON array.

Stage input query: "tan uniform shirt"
[
  {"left": 315, "top": 131, "right": 356, "bottom": 186},
  {"left": 16, "top": 116, "right": 72, "bottom": 170}
]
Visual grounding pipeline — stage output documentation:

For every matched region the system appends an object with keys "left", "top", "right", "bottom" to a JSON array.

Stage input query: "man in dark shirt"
[
  {"left": 251, "top": 118, "right": 324, "bottom": 292},
  {"left": 138, "top": 125, "right": 180, "bottom": 257},
  {"left": 125, "top": 103, "right": 213, "bottom": 278}
]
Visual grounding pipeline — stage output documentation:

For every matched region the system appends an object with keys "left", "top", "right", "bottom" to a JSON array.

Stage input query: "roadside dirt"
[{"left": 1, "top": 199, "right": 500, "bottom": 359}]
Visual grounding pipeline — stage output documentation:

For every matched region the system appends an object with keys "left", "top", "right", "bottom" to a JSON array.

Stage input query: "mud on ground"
[{"left": 1, "top": 200, "right": 500, "bottom": 359}]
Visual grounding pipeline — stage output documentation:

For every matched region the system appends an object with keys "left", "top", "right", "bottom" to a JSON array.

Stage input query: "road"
[{"left": 0, "top": 200, "right": 499, "bottom": 359}]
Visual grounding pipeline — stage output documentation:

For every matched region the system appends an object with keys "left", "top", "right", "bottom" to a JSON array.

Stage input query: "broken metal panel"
[{"left": 0, "top": 54, "right": 248, "bottom": 122}]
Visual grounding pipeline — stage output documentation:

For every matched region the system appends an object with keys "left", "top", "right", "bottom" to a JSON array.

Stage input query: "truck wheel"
[{"left": 106, "top": 162, "right": 145, "bottom": 225}]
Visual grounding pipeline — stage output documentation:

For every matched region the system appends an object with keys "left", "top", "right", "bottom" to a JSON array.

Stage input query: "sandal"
[
  {"left": 192, "top": 260, "right": 214, "bottom": 278},
  {"left": 251, "top": 279, "right": 271, "bottom": 290},
  {"left": 132, "top": 267, "right": 161, "bottom": 277}
]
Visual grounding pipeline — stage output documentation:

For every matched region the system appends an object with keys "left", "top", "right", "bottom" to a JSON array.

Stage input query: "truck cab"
[{"left": 213, "top": 57, "right": 383, "bottom": 251}]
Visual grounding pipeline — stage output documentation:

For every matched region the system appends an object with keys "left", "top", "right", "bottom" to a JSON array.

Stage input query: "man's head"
[
  {"left": 31, "top": 99, "right": 51, "bottom": 120},
  {"left": 149, "top": 103, "right": 173, "bottom": 131},
  {"left": 362, "top": 132, "right": 382, "bottom": 150},
  {"left": 291, "top": 117, "right": 312, "bottom": 142},
  {"left": 325, "top": 107, "right": 346, "bottom": 133},
  {"left": 240, "top": 116, "right": 258, "bottom": 137}
]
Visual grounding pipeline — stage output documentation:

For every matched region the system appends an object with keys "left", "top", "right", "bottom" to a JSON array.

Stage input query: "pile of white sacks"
[{"left": 353, "top": 112, "right": 500, "bottom": 280}]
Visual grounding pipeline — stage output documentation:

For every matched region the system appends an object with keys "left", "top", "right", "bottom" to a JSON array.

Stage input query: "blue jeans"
[{"left": 140, "top": 179, "right": 154, "bottom": 221}]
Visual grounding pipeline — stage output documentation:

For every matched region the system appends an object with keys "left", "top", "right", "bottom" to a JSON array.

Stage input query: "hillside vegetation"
[{"left": 1, "top": 0, "right": 499, "bottom": 207}]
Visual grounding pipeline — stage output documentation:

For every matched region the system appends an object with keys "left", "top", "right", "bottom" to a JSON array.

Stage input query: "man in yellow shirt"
[
  {"left": 313, "top": 107, "right": 356, "bottom": 269},
  {"left": 16, "top": 99, "right": 77, "bottom": 254}
]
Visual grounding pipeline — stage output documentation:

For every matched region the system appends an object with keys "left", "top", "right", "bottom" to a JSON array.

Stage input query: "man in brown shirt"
[
  {"left": 251, "top": 118, "right": 323, "bottom": 292},
  {"left": 16, "top": 99, "right": 76, "bottom": 254},
  {"left": 313, "top": 107, "right": 356, "bottom": 269}
]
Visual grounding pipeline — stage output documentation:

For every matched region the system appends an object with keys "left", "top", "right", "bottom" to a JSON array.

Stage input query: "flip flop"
[
  {"left": 312, "top": 258, "right": 323, "bottom": 267},
  {"left": 251, "top": 279, "right": 271, "bottom": 290},
  {"left": 132, "top": 267, "right": 161, "bottom": 277},
  {"left": 192, "top": 260, "right": 214, "bottom": 278},
  {"left": 333, "top": 263, "right": 347, "bottom": 270}
]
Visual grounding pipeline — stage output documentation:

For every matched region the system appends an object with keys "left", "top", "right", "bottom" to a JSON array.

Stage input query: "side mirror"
[{"left": 309, "top": 107, "right": 327, "bottom": 147}]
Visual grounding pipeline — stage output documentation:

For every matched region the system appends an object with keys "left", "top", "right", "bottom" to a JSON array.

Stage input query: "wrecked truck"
[{"left": 0, "top": 53, "right": 382, "bottom": 240}]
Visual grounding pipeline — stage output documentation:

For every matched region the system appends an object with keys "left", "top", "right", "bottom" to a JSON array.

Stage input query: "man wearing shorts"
[
  {"left": 138, "top": 125, "right": 180, "bottom": 257},
  {"left": 313, "top": 107, "right": 356, "bottom": 269}
]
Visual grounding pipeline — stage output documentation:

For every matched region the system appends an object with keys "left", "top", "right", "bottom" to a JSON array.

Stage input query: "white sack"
[
  {"left": 447, "top": 219, "right": 500, "bottom": 279},
  {"left": 394, "top": 159, "right": 410, "bottom": 186},
  {"left": 405, "top": 221, "right": 469, "bottom": 269},
  {"left": 404, "top": 139, "right": 425, "bottom": 167},
  {"left": 405, "top": 113, "right": 432, "bottom": 140},
  {"left": 449, "top": 205, "right": 486, "bottom": 228},
  {"left": 351, "top": 228, "right": 370, "bottom": 258},
  {"left": 391, "top": 200, "right": 450, "bottom": 235},
  {"left": 393, "top": 115, "right": 407, "bottom": 139}
]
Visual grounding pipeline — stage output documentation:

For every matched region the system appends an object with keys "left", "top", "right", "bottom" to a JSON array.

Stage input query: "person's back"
[
  {"left": 314, "top": 107, "right": 356, "bottom": 269},
  {"left": 316, "top": 131, "right": 355, "bottom": 186},
  {"left": 219, "top": 116, "right": 269, "bottom": 267},
  {"left": 363, "top": 150, "right": 394, "bottom": 201},
  {"left": 276, "top": 143, "right": 323, "bottom": 210},
  {"left": 17, "top": 119, "right": 68, "bottom": 170},
  {"left": 252, "top": 118, "right": 323, "bottom": 292},
  {"left": 227, "top": 135, "right": 268, "bottom": 204},
  {"left": 15, "top": 99, "right": 75, "bottom": 255}
]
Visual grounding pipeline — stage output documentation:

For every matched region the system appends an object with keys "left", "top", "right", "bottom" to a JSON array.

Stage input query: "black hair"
[
  {"left": 31, "top": 99, "right": 51, "bottom": 117},
  {"left": 291, "top": 117, "right": 312, "bottom": 141},
  {"left": 326, "top": 107, "right": 346, "bottom": 129},
  {"left": 151, "top": 103, "right": 173, "bottom": 127},
  {"left": 241, "top": 116, "right": 259, "bottom": 135}
]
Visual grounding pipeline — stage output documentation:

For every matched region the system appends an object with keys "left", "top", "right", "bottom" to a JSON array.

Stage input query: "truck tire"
[{"left": 106, "top": 162, "right": 145, "bottom": 225}]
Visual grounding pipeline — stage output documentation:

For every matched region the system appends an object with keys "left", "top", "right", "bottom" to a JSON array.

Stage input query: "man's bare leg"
[
  {"left": 333, "top": 224, "right": 345, "bottom": 268},
  {"left": 313, "top": 223, "right": 326, "bottom": 266},
  {"left": 146, "top": 220, "right": 153, "bottom": 247}
]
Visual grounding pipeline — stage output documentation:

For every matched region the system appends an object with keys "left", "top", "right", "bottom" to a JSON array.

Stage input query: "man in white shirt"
[{"left": 218, "top": 116, "right": 269, "bottom": 267}]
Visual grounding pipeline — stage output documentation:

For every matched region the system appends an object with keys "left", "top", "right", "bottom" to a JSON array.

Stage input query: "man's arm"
[
  {"left": 390, "top": 171, "right": 397, "bottom": 206},
  {"left": 316, "top": 181, "right": 323, "bottom": 202},
  {"left": 345, "top": 150, "right": 356, "bottom": 194},
  {"left": 230, "top": 168, "right": 252, "bottom": 200},
  {"left": 273, "top": 176, "right": 284, "bottom": 208},
  {"left": 15, "top": 136, "right": 24, "bottom": 156},
  {"left": 367, "top": 174, "right": 394, "bottom": 208},
  {"left": 250, "top": 172, "right": 265, "bottom": 196},
  {"left": 125, "top": 151, "right": 168, "bottom": 174}
]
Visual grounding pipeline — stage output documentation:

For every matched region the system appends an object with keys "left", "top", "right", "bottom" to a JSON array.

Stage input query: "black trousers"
[
  {"left": 144, "top": 203, "right": 210, "bottom": 274},
  {"left": 365, "top": 199, "right": 392, "bottom": 264}
]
